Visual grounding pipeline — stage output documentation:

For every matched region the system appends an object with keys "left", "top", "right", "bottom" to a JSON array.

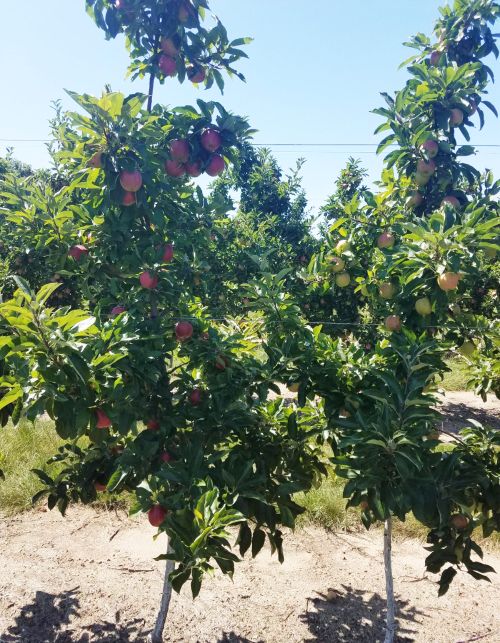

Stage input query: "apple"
[
  {"left": 427, "top": 431, "right": 440, "bottom": 441},
  {"left": 359, "top": 499, "right": 369, "bottom": 511},
  {"left": 450, "top": 514, "right": 469, "bottom": 530},
  {"left": 119, "top": 170, "right": 142, "bottom": 192},
  {"left": 417, "top": 159, "right": 436, "bottom": 176},
  {"left": 415, "top": 297, "right": 432, "bottom": 316},
  {"left": 415, "top": 172, "right": 431, "bottom": 187},
  {"left": 122, "top": 191, "right": 136, "bottom": 206},
  {"left": 148, "top": 505, "right": 167, "bottom": 527},
  {"left": 450, "top": 108, "right": 464, "bottom": 127},
  {"left": 459, "top": 340, "right": 476, "bottom": 357},
  {"left": 379, "top": 282, "right": 396, "bottom": 300},
  {"left": 215, "top": 355, "right": 230, "bottom": 371},
  {"left": 162, "top": 243, "right": 174, "bottom": 263},
  {"left": 175, "top": 321, "right": 193, "bottom": 341},
  {"left": 178, "top": 1, "right": 193, "bottom": 22},
  {"left": 328, "top": 256, "right": 345, "bottom": 273},
  {"left": 140, "top": 272, "right": 159, "bottom": 290},
  {"left": 159, "top": 55, "right": 177, "bottom": 77},
  {"left": 94, "top": 482, "right": 107, "bottom": 492},
  {"left": 169, "top": 139, "right": 190, "bottom": 163},
  {"left": 441, "top": 196, "right": 460, "bottom": 208},
  {"left": 160, "top": 36, "right": 179, "bottom": 56},
  {"left": 377, "top": 232, "right": 395, "bottom": 249},
  {"left": 201, "top": 128, "right": 222, "bottom": 153},
  {"left": 385, "top": 315, "right": 401, "bottom": 332},
  {"left": 437, "top": 272, "right": 460, "bottom": 291},
  {"left": 147, "top": 419, "right": 160, "bottom": 431},
  {"left": 288, "top": 382, "right": 300, "bottom": 393},
  {"left": 68, "top": 245, "right": 89, "bottom": 261},
  {"left": 335, "top": 272, "right": 351, "bottom": 288},
  {"left": 429, "top": 50, "right": 442, "bottom": 66},
  {"left": 164, "top": 159, "right": 186, "bottom": 178},
  {"left": 407, "top": 191, "right": 423, "bottom": 208},
  {"left": 187, "top": 66, "right": 206, "bottom": 83},
  {"left": 89, "top": 152, "right": 103, "bottom": 168},
  {"left": 206, "top": 155, "right": 226, "bottom": 177},
  {"left": 111, "top": 305, "right": 126, "bottom": 316},
  {"left": 421, "top": 140, "right": 439, "bottom": 158},
  {"left": 160, "top": 451, "right": 173, "bottom": 463},
  {"left": 189, "top": 388, "right": 202, "bottom": 406},
  {"left": 96, "top": 409, "right": 112, "bottom": 429},
  {"left": 185, "top": 161, "right": 202, "bottom": 177},
  {"left": 335, "top": 239, "right": 350, "bottom": 254}
]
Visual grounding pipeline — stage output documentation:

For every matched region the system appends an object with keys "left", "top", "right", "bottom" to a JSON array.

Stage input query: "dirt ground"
[{"left": 0, "top": 391, "right": 499, "bottom": 643}]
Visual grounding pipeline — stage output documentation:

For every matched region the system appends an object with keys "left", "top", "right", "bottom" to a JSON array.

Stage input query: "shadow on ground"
[
  {"left": 300, "top": 584, "right": 425, "bottom": 642},
  {"left": 440, "top": 401, "right": 500, "bottom": 433}
]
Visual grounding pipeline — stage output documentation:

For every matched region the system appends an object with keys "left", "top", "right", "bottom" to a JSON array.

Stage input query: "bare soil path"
[{"left": 0, "top": 506, "right": 499, "bottom": 643}]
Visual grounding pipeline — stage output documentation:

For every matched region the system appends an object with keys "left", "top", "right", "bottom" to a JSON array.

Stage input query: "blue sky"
[{"left": 1, "top": 1, "right": 499, "bottom": 213}]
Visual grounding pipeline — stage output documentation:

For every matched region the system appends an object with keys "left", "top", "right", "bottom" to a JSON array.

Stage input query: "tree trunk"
[
  {"left": 149, "top": 541, "right": 175, "bottom": 643},
  {"left": 383, "top": 516, "right": 396, "bottom": 643}
]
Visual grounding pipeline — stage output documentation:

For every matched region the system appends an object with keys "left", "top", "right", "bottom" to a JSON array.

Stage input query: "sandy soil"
[{"left": 0, "top": 506, "right": 499, "bottom": 643}]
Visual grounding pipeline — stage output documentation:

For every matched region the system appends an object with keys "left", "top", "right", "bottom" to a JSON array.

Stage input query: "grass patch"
[{"left": 441, "top": 357, "right": 470, "bottom": 391}]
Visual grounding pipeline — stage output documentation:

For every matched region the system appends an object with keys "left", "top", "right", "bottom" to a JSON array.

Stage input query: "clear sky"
[{"left": 1, "top": 1, "right": 499, "bottom": 214}]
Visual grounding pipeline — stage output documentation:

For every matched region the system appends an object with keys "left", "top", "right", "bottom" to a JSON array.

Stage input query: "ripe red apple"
[
  {"left": 421, "top": 140, "right": 439, "bottom": 158},
  {"left": 185, "top": 161, "right": 202, "bottom": 177},
  {"left": 119, "top": 170, "right": 142, "bottom": 192},
  {"left": 406, "top": 191, "right": 423, "bottom": 208},
  {"left": 164, "top": 159, "right": 186, "bottom": 178},
  {"left": 89, "top": 152, "right": 103, "bottom": 168},
  {"left": 140, "top": 271, "right": 159, "bottom": 290},
  {"left": 160, "top": 37, "right": 179, "bottom": 56},
  {"left": 189, "top": 388, "right": 202, "bottom": 406},
  {"left": 206, "top": 155, "right": 226, "bottom": 177},
  {"left": 450, "top": 108, "right": 464, "bottom": 126},
  {"left": 187, "top": 65, "right": 206, "bottom": 83},
  {"left": 159, "top": 55, "right": 177, "bottom": 77},
  {"left": 148, "top": 505, "right": 167, "bottom": 527},
  {"left": 415, "top": 172, "right": 430, "bottom": 187},
  {"left": 437, "top": 272, "right": 460, "bottom": 291},
  {"left": 377, "top": 232, "right": 395, "bottom": 249},
  {"left": 201, "top": 128, "right": 222, "bottom": 153},
  {"left": 429, "top": 50, "right": 442, "bottom": 66},
  {"left": 450, "top": 514, "right": 469, "bottom": 530},
  {"left": 147, "top": 419, "right": 160, "bottom": 431},
  {"left": 175, "top": 321, "right": 193, "bottom": 341},
  {"left": 441, "top": 196, "right": 460, "bottom": 208},
  {"left": 96, "top": 409, "right": 112, "bottom": 429},
  {"left": 328, "top": 256, "right": 345, "bottom": 273},
  {"left": 162, "top": 243, "right": 174, "bottom": 263},
  {"left": 122, "top": 191, "right": 136, "bottom": 206},
  {"left": 215, "top": 355, "right": 230, "bottom": 371},
  {"left": 415, "top": 297, "right": 432, "bottom": 316},
  {"left": 111, "top": 305, "right": 126, "bottom": 316},
  {"left": 94, "top": 482, "right": 107, "bottom": 492},
  {"left": 417, "top": 159, "right": 436, "bottom": 176},
  {"left": 178, "top": 1, "right": 193, "bottom": 22},
  {"left": 68, "top": 245, "right": 89, "bottom": 261},
  {"left": 335, "top": 272, "right": 351, "bottom": 288},
  {"left": 385, "top": 315, "right": 402, "bottom": 332},
  {"left": 379, "top": 282, "right": 396, "bottom": 300},
  {"left": 160, "top": 451, "right": 173, "bottom": 463},
  {"left": 169, "top": 139, "right": 190, "bottom": 163}
]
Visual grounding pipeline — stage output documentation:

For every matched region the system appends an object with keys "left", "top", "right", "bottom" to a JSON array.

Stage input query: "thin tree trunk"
[
  {"left": 149, "top": 541, "right": 175, "bottom": 643},
  {"left": 383, "top": 516, "right": 396, "bottom": 643}
]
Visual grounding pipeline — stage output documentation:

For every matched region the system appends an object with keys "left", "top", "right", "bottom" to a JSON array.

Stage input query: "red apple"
[
  {"left": 148, "top": 505, "right": 167, "bottom": 527},
  {"left": 450, "top": 108, "right": 464, "bottom": 126},
  {"left": 379, "top": 282, "right": 396, "bottom": 299},
  {"left": 385, "top": 315, "right": 402, "bottom": 332},
  {"left": 215, "top": 355, "right": 230, "bottom": 371},
  {"left": 94, "top": 482, "right": 107, "bottom": 492},
  {"left": 407, "top": 191, "right": 423, "bottom": 208},
  {"left": 429, "top": 50, "right": 442, "bottom": 66},
  {"left": 164, "top": 159, "right": 186, "bottom": 178},
  {"left": 160, "top": 37, "right": 179, "bottom": 56},
  {"left": 111, "top": 305, "right": 126, "bottom": 316},
  {"left": 96, "top": 409, "right": 112, "bottom": 429},
  {"left": 160, "top": 451, "right": 173, "bottom": 463},
  {"left": 189, "top": 388, "right": 202, "bottom": 406},
  {"left": 140, "top": 272, "right": 159, "bottom": 290},
  {"left": 441, "top": 196, "right": 460, "bottom": 208},
  {"left": 421, "top": 140, "right": 439, "bottom": 158},
  {"left": 185, "top": 161, "right": 202, "bottom": 177},
  {"left": 147, "top": 419, "right": 160, "bottom": 431},
  {"left": 437, "top": 272, "right": 460, "bottom": 291},
  {"left": 450, "top": 514, "right": 469, "bottom": 530},
  {"left": 187, "top": 65, "right": 206, "bottom": 83},
  {"left": 162, "top": 243, "right": 174, "bottom": 263},
  {"left": 377, "top": 232, "right": 395, "bottom": 249},
  {"left": 175, "top": 321, "right": 193, "bottom": 341},
  {"left": 68, "top": 245, "right": 89, "bottom": 261},
  {"left": 417, "top": 159, "right": 436, "bottom": 176},
  {"left": 89, "top": 152, "right": 103, "bottom": 168},
  {"left": 201, "top": 128, "right": 222, "bottom": 153},
  {"left": 122, "top": 191, "right": 136, "bottom": 206},
  {"left": 119, "top": 170, "right": 142, "bottom": 192},
  {"left": 206, "top": 155, "right": 226, "bottom": 177},
  {"left": 159, "top": 55, "right": 177, "bottom": 77},
  {"left": 170, "top": 139, "right": 190, "bottom": 163},
  {"left": 415, "top": 172, "right": 431, "bottom": 187}
]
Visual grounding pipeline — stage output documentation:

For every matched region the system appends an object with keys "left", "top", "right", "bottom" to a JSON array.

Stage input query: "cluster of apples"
[
  {"left": 158, "top": 27, "right": 207, "bottom": 86},
  {"left": 165, "top": 128, "right": 226, "bottom": 179},
  {"left": 327, "top": 239, "right": 352, "bottom": 288}
]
